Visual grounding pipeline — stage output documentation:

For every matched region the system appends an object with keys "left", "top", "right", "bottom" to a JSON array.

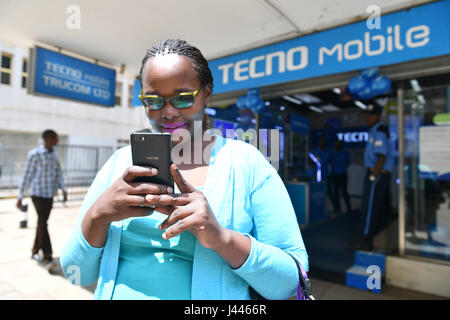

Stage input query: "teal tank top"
[{"left": 112, "top": 188, "right": 201, "bottom": 299}]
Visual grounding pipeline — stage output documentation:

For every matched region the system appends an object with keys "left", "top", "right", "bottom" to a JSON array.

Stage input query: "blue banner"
[
  {"left": 132, "top": 78, "right": 142, "bottom": 107},
  {"left": 209, "top": 0, "right": 450, "bottom": 94},
  {"left": 31, "top": 46, "right": 116, "bottom": 106}
]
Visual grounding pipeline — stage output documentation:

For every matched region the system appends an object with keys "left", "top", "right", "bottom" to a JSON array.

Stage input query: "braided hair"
[{"left": 138, "top": 39, "right": 213, "bottom": 93}]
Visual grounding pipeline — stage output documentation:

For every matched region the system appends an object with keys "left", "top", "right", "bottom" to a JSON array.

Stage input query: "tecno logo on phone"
[{"left": 146, "top": 156, "right": 160, "bottom": 160}]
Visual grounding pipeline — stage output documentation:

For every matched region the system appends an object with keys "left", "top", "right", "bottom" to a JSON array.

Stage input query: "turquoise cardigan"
[{"left": 60, "top": 135, "right": 308, "bottom": 300}]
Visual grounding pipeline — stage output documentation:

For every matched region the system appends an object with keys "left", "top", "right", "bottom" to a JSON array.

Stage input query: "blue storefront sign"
[
  {"left": 209, "top": 0, "right": 450, "bottom": 94},
  {"left": 30, "top": 46, "right": 116, "bottom": 107},
  {"left": 313, "top": 127, "right": 371, "bottom": 149},
  {"left": 132, "top": 78, "right": 142, "bottom": 107}
]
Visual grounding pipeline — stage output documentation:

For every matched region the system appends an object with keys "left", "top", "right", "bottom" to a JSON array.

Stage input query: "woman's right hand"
[
  {"left": 91, "top": 166, "right": 174, "bottom": 223},
  {"left": 82, "top": 166, "right": 173, "bottom": 247}
]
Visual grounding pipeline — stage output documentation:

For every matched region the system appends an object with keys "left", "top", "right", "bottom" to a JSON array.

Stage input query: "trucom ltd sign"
[
  {"left": 209, "top": 0, "right": 450, "bottom": 94},
  {"left": 28, "top": 46, "right": 116, "bottom": 107}
]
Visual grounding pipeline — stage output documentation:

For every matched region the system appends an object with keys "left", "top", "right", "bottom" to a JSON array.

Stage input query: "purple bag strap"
[
  {"left": 288, "top": 253, "right": 314, "bottom": 300},
  {"left": 248, "top": 254, "right": 314, "bottom": 300}
]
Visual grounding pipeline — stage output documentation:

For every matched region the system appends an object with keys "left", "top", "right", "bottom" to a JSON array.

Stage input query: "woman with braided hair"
[{"left": 61, "top": 39, "right": 308, "bottom": 300}]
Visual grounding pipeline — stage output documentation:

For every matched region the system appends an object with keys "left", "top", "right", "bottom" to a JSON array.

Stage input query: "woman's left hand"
[{"left": 145, "top": 164, "right": 228, "bottom": 250}]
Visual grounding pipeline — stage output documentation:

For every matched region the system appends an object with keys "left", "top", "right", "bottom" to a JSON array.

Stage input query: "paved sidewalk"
[
  {"left": 0, "top": 198, "right": 93, "bottom": 299},
  {"left": 0, "top": 198, "right": 444, "bottom": 300}
]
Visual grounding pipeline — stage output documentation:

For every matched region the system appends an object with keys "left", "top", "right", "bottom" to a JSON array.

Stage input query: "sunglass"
[{"left": 139, "top": 87, "right": 201, "bottom": 110}]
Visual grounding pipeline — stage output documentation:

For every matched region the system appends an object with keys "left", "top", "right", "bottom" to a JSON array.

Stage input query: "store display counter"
[{"left": 285, "top": 182, "right": 326, "bottom": 226}]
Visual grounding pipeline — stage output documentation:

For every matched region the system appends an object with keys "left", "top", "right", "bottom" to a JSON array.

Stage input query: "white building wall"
[{"left": 0, "top": 41, "right": 150, "bottom": 149}]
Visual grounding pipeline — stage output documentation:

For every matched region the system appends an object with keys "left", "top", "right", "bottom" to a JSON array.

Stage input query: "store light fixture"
[
  {"left": 280, "top": 105, "right": 286, "bottom": 111},
  {"left": 354, "top": 100, "right": 367, "bottom": 110},
  {"left": 308, "top": 105, "right": 323, "bottom": 113},
  {"left": 333, "top": 88, "right": 342, "bottom": 95},
  {"left": 410, "top": 79, "right": 421, "bottom": 92},
  {"left": 293, "top": 93, "right": 322, "bottom": 104},
  {"left": 265, "top": 101, "right": 271, "bottom": 106},
  {"left": 308, "top": 152, "right": 322, "bottom": 182},
  {"left": 321, "top": 104, "right": 340, "bottom": 112},
  {"left": 417, "top": 94, "right": 426, "bottom": 105},
  {"left": 282, "top": 95, "right": 303, "bottom": 105}
]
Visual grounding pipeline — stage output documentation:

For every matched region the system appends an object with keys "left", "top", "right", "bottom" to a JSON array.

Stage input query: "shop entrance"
[
  {"left": 267, "top": 88, "right": 395, "bottom": 281},
  {"left": 207, "top": 71, "right": 450, "bottom": 282},
  {"left": 209, "top": 84, "right": 394, "bottom": 281},
  {"left": 269, "top": 72, "right": 449, "bottom": 280}
]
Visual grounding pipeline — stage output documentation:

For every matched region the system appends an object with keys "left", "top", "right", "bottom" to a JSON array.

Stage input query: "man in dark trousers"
[
  {"left": 16, "top": 129, "right": 67, "bottom": 269},
  {"left": 359, "top": 103, "right": 394, "bottom": 251}
]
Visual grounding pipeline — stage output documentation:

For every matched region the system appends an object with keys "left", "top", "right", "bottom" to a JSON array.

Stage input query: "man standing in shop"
[
  {"left": 16, "top": 129, "right": 67, "bottom": 269},
  {"left": 359, "top": 103, "right": 394, "bottom": 251},
  {"left": 330, "top": 139, "right": 351, "bottom": 214}
]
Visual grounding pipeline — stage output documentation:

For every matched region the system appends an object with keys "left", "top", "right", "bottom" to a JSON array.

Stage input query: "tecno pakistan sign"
[
  {"left": 209, "top": 0, "right": 450, "bottom": 94},
  {"left": 29, "top": 46, "right": 116, "bottom": 107}
]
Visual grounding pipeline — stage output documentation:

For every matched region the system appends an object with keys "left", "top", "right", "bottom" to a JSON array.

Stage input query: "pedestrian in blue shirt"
[
  {"left": 60, "top": 39, "right": 308, "bottom": 300},
  {"left": 359, "top": 102, "right": 394, "bottom": 251},
  {"left": 17, "top": 129, "right": 67, "bottom": 268},
  {"left": 330, "top": 139, "right": 351, "bottom": 214}
]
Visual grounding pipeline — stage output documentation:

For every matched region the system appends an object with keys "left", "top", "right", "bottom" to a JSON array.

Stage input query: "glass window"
[
  {"left": 128, "top": 84, "right": 134, "bottom": 107},
  {"left": 1, "top": 53, "right": 13, "bottom": 85},
  {"left": 1, "top": 54, "right": 11, "bottom": 69},
  {"left": 1, "top": 72, "right": 10, "bottom": 84},
  {"left": 115, "top": 82, "right": 122, "bottom": 106},
  {"left": 22, "top": 58, "right": 28, "bottom": 88},
  {"left": 401, "top": 73, "right": 450, "bottom": 262}
]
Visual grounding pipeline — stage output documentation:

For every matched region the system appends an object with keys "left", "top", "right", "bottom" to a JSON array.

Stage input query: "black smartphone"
[{"left": 130, "top": 130, "right": 173, "bottom": 188}]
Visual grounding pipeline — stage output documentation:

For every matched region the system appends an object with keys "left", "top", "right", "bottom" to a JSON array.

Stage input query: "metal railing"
[{"left": 0, "top": 144, "right": 114, "bottom": 201}]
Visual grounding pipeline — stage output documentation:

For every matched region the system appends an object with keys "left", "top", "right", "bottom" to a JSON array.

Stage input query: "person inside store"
[
  {"left": 312, "top": 134, "right": 331, "bottom": 182},
  {"left": 358, "top": 102, "right": 394, "bottom": 251},
  {"left": 16, "top": 129, "right": 67, "bottom": 269},
  {"left": 60, "top": 39, "right": 308, "bottom": 300},
  {"left": 330, "top": 139, "right": 351, "bottom": 214},
  {"left": 311, "top": 134, "right": 333, "bottom": 212}
]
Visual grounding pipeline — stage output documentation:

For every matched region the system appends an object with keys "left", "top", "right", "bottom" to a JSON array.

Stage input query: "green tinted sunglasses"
[{"left": 139, "top": 87, "right": 201, "bottom": 110}]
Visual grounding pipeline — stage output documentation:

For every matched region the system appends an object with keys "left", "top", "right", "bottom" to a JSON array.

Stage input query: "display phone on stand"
[{"left": 130, "top": 130, "right": 174, "bottom": 189}]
